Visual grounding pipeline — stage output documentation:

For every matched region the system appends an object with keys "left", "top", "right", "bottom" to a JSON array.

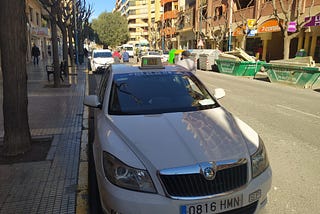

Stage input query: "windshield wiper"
[{"left": 116, "top": 83, "right": 142, "bottom": 104}]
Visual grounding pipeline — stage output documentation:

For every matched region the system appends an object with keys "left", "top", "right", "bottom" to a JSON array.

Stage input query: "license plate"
[{"left": 180, "top": 194, "right": 243, "bottom": 214}]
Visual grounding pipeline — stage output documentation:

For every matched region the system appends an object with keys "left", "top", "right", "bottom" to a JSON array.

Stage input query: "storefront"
[{"left": 304, "top": 14, "right": 320, "bottom": 63}]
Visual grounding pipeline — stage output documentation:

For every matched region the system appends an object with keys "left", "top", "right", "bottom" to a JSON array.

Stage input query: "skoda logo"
[
  {"left": 200, "top": 162, "right": 217, "bottom": 181},
  {"left": 203, "top": 167, "right": 216, "bottom": 180}
]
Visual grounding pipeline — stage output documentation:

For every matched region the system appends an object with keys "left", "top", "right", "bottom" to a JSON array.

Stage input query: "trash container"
[
  {"left": 189, "top": 49, "right": 204, "bottom": 69},
  {"left": 199, "top": 49, "right": 221, "bottom": 71},
  {"left": 264, "top": 63, "right": 320, "bottom": 88},
  {"left": 216, "top": 59, "right": 265, "bottom": 77}
]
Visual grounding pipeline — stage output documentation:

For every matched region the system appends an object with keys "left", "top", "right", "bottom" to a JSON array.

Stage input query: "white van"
[{"left": 121, "top": 44, "right": 134, "bottom": 58}]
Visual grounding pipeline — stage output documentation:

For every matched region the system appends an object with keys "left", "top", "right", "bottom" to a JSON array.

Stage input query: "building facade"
[
  {"left": 115, "top": 0, "right": 163, "bottom": 49},
  {"left": 26, "top": 0, "right": 51, "bottom": 62},
  {"left": 113, "top": 0, "right": 320, "bottom": 61}
]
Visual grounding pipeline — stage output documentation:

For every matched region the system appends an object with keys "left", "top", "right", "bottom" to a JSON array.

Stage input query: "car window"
[
  {"left": 93, "top": 52, "right": 112, "bottom": 58},
  {"left": 108, "top": 72, "right": 218, "bottom": 115},
  {"left": 97, "top": 67, "right": 111, "bottom": 104}
]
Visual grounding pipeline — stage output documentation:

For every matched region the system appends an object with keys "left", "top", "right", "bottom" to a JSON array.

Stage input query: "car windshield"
[
  {"left": 108, "top": 72, "right": 219, "bottom": 115},
  {"left": 94, "top": 52, "right": 112, "bottom": 58},
  {"left": 124, "top": 47, "right": 133, "bottom": 51}
]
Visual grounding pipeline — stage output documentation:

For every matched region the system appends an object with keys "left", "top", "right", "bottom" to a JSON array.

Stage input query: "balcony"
[
  {"left": 160, "top": 10, "right": 178, "bottom": 21},
  {"left": 161, "top": 0, "right": 178, "bottom": 6}
]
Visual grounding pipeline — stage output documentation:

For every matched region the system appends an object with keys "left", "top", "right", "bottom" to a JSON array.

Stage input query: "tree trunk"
[
  {"left": 283, "top": 36, "right": 291, "bottom": 60},
  {"left": 0, "top": 0, "right": 31, "bottom": 156},
  {"left": 50, "top": 6, "right": 61, "bottom": 87},
  {"left": 68, "top": 26, "right": 74, "bottom": 66},
  {"left": 240, "top": 35, "right": 246, "bottom": 50},
  {"left": 61, "top": 27, "right": 69, "bottom": 67}
]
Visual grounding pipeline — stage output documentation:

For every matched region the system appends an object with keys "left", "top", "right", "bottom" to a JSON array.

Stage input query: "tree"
[
  {"left": 271, "top": 0, "right": 315, "bottom": 59},
  {"left": 75, "top": 0, "right": 93, "bottom": 62},
  {"left": 91, "top": 12, "right": 129, "bottom": 47},
  {"left": 0, "top": 0, "right": 32, "bottom": 156}
]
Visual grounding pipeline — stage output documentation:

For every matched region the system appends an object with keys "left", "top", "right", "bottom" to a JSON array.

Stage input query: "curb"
[{"left": 76, "top": 69, "right": 90, "bottom": 213}]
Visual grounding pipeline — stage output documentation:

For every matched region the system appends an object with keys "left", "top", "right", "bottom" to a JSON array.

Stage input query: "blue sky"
[{"left": 87, "top": 0, "right": 116, "bottom": 21}]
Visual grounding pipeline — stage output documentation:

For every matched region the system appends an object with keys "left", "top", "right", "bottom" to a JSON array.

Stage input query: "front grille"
[{"left": 159, "top": 162, "right": 247, "bottom": 197}]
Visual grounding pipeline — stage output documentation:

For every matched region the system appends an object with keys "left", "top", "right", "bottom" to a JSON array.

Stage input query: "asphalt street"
[{"left": 196, "top": 70, "right": 320, "bottom": 214}]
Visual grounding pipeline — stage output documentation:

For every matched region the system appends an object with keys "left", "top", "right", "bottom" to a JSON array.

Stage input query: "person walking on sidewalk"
[{"left": 31, "top": 43, "right": 40, "bottom": 65}]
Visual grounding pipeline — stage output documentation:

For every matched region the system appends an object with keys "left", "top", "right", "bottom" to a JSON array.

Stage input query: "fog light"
[{"left": 249, "top": 189, "right": 261, "bottom": 203}]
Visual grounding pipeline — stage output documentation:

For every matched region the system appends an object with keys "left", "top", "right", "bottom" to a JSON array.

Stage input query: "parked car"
[
  {"left": 84, "top": 56, "right": 272, "bottom": 214},
  {"left": 89, "top": 49, "right": 114, "bottom": 73}
]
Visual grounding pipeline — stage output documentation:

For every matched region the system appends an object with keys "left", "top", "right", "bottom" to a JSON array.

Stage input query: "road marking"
[{"left": 277, "top": 104, "right": 320, "bottom": 120}]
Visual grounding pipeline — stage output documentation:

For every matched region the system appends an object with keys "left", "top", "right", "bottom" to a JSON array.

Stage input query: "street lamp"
[{"left": 73, "top": 0, "right": 79, "bottom": 65}]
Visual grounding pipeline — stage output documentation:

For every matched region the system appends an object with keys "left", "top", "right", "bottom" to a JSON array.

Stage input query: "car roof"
[
  {"left": 93, "top": 49, "right": 111, "bottom": 53},
  {"left": 110, "top": 63, "right": 190, "bottom": 76}
]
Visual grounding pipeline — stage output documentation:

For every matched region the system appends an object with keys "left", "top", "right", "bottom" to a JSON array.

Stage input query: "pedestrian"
[
  {"left": 176, "top": 50, "right": 196, "bottom": 73},
  {"left": 31, "top": 43, "right": 40, "bottom": 65},
  {"left": 122, "top": 49, "right": 129, "bottom": 63},
  {"left": 112, "top": 49, "right": 121, "bottom": 63}
]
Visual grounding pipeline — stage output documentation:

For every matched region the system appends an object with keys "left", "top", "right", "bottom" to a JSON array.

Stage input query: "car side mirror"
[
  {"left": 213, "top": 88, "right": 225, "bottom": 100},
  {"left": 88, "top": 56, "right": 92, "bottom": 60},
  {"left": 83, "top": 95, "right": 101, "bottom": 108}
]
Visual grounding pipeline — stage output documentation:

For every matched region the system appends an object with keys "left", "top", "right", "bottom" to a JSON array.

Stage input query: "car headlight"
[
  {"left": 103, "top": 152, "right": 156, "bottom": 193},
  {"left": 251, "top": 137, "right": 269, "bottom": 178}
]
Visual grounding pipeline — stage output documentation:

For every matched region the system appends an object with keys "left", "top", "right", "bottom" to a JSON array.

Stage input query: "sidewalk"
[{"left": 0, "top": 59, "right": 89, "bottom": 213}]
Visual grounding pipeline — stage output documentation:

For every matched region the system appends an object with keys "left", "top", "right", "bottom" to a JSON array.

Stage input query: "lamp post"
[
  {"left": 228, "top": 0, "right": 233, "bottom": 51},
  {"left": 73, "top": 0, "right": 79, "bottom": 65}
]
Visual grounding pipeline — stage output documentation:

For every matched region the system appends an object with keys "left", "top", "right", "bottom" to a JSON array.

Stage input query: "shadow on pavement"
[{"left": 314, "top": 88, "right": 320, "bottom": 93}]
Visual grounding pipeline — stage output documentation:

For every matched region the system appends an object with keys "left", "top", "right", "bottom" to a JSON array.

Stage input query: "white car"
[
  {"left": 84, "top": 57, "right": 272, "bottom": 214},
  {"left": 90, "top": 49, "right": 114, "bottom": 72}
]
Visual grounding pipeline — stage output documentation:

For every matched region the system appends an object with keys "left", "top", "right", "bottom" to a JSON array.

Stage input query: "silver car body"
[{"left": 85, "top": 63, "right": 272, "bottom": 214}]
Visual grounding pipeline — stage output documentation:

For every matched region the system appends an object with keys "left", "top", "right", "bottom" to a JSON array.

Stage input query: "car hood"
[
  {"left": 93, "top": 57, "right": 113, "bottom": 64},
  {"left": 109, "top": 107, "right": 257, "bottom": 170}
]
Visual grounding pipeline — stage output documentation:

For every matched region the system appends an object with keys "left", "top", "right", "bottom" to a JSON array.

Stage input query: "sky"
[{"left": 86, "top": 0, "right": 117, "bottom": 21}]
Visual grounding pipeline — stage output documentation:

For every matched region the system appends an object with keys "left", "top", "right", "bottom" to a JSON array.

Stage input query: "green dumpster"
[
  {"left": 215, "top": 59, "right": 265, "bottom": 76},
  {"left": 264, "top": 63, "right": 320, "bottom": 88}
]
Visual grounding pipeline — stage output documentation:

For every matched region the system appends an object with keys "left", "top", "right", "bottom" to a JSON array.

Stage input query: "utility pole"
[{"left": 228, "top": 0, "right": 233, "bottom": 51}]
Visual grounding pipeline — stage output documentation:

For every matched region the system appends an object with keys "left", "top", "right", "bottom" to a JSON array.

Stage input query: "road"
[{"left": 196, "top": 70, "right": 320, "bottom": 213}]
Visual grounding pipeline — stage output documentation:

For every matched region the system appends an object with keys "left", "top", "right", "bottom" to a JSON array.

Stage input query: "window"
[
  {"left": 98, "top": 68, "right": 111, "bottom": 104},
  {"left": 235, "top": 0, "right": 255, "bottom": 9},
  {"left": 36, "top": 12, "right": 40, "bottom": 26},
  {"left": 29, "top": 7, "right": 33, "bottom": 22}
]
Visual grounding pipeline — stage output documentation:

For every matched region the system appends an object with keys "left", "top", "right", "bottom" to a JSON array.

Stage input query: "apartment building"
[
  {"left": 115, "top": 0, "right": 162, "bottom": 49},
  {"left": 26, "top": 0, "right": 51, "bottom": 62}
]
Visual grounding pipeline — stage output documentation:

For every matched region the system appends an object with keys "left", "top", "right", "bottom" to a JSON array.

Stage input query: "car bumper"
[
  {"left": 96, "top": 166, "right": 272, "bottom": 214},
  {"left": 92, "top": 63, "right": 112, "bottom": 71}
]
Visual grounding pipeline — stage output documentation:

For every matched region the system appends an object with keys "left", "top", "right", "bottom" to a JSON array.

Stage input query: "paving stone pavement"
[{"left": 0, "top": 59, "right": 89, "bottom": 214}]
